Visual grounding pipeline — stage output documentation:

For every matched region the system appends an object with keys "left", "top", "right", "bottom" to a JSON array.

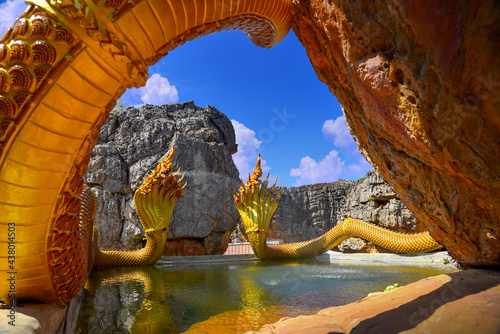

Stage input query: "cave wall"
[{"left": 292, "top": 0, "right": 500, "bottom": 266}]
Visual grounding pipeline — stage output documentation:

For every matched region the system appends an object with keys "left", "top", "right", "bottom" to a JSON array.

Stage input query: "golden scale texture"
[
  {"left": 0, "top": 0, "right": 293, "bottom": 304},
  {"left": 234, "top": 157, "right": 443, "bottom": 260}
]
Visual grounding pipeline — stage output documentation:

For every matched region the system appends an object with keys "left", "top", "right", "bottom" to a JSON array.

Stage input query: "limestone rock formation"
[
  {"left": 292, "top": 0, "right": 500, "bottom": 266},
  {"left": 344, "top": 171, "right": 422, "bottom": 233},
  {"left": 267, "top": 180, "right": 357, "bottom": 243},
  {"left": 84, "top": 102, "right": 240, "bottom": 255},
  {"left": 241, "top": 169, "right": 425, "bottom": 253}
]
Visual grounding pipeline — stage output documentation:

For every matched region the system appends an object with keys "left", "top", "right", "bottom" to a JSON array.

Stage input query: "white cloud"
[
  {"left": 137, "top": 73, "right": 178, "bottom": 106},
  {"left": 290, "top": 150, "right": 344, "bottom": 186},
  {"left": 322, "top": 116, "right": 356, "bottom": 148},
  {"left": 231, "top": 120, "right": 271, "bottom": 179},
  {"left": 348, "top": 155, "right": 372, "bottom": 174},
  {"left": 232, "top": 120, "right": 261, "bottom": 157},
  {"left": 0, "top": 0, "right": 28, "bottom": 36}
]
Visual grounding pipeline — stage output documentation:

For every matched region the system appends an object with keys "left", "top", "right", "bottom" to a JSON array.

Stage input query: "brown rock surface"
[
  {"left": 163, "top": 230, "right": 232, "bottom": 256},
  {"left": 252, "top": 269, "right": 500, "bottom": 334},
  {"left": 292, "top": 1, "right": 500, "bottom": 266}
]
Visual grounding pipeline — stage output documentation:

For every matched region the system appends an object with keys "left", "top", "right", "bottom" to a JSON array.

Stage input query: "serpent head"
[
  {"left": 234, "top": 154, "right": 283, "bottom": 257},
  {"left": 134, "top": 146, "right": 186, "bottom": 235}
]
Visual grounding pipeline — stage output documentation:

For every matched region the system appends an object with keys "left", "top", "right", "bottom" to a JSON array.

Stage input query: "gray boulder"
[
  {"left": 84, "top": 102, "right": 240, "bottom": 255},
  {"left": 343, "top": 169, "right": 421, "bottom": 232}
]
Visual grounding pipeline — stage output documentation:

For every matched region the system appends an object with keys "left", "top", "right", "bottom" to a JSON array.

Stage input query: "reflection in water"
[
  {"left": 76, "top": 259, "right": 449, "bottom": 333},
  {"left": 236, "top": 277, "right": 269, "bottom": 329},
  {"left": 240, "top": 277, "right": 266, "bottom": 310},
  {"left": 76, "top": 266, "right": 177, "bottom": 333}
]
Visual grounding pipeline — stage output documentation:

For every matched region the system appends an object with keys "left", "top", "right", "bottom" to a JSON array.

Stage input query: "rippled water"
[{"left": 75, "top": 259, "right": 448, "bottom": 333}]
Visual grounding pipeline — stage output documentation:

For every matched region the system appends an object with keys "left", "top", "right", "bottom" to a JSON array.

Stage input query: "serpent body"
[
  {"left": 0, "top": 0, "right": 293, "bottom": 304},
  {"left": 234, "top": 156, "right": 443, "bottom": 260}
]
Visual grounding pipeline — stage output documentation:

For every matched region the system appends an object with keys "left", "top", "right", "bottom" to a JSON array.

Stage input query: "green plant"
[
  {"left": 368, "top": 283, "right": 399, "bottom": 296},
  {"left": 111, "top": 99, "right": 126, "bottom": 114},
  {"left": 384, "top": 283, "right": 399, "bottom": 291},
  {"left": 369, "top": 196, "right": 375, "bottom": 202},
  {"left": 358, "top": 177, "right": 367, "bottom": 183},
  {"left": 443, "top": 253, "right": 467, "bottom": 270}
]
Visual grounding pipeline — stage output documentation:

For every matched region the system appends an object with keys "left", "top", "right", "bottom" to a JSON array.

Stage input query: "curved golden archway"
[{"left": 0, "top": 0, "right": 292, "bottom": 304}]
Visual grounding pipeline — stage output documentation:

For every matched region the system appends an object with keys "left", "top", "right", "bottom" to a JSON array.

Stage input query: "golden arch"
[{"left": 0, "top": 0, "right": 292, "bottom": 304}]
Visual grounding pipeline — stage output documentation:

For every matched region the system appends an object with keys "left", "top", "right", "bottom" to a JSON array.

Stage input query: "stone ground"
[
  {"left": 0, "top": 290, "right": 81, "bottom": 334},
  {"left": 250, "top": 269, "right": 500, "bottom": 334}
]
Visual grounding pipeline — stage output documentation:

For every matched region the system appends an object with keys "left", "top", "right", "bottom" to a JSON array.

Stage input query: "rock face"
[
  {"left": 292, "top": 0, "right": 500, "bottom": 266},
  {"left": 267, "top": 179, "right": 357, "bottom": 243},
  {"left": 344, "top": 171, "right": 418, "bottom": 232},
  {"left": 340, "top": 169, "right": 427, "bottom": 252},
  {"left": 84, "top": 102, "right": 240, "bottom": 256}
]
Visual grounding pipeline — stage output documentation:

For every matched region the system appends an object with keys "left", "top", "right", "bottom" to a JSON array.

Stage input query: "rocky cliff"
[
  {"left": 268, "top": 179, "right": 356, "bottom": 243},
  {"left": 235, "top": 169, "right": 425, "bottom": 253},
  {"left": 84, "top": 102, "right": 241, "bottom": 255},
  {"left": 292, "top": 0, "right": 500, "bottom": 266}
]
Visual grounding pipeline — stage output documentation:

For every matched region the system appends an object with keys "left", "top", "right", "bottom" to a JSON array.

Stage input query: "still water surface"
[{"left": 76, "top": 258, "right": 448, "bottom": 333}]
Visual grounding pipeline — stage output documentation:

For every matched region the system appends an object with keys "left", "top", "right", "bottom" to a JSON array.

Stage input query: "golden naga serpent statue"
[
  {"left": 90, "top": 147, "right": 186, "bottom": 268},
  {"left": 0, "top": 0, "right": 293, "bottom": 304},
  {"left": 234, "top": 156, "right": 443, "bottom": 260}
]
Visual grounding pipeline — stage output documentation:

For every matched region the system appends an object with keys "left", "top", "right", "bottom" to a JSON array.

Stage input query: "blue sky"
[{"left": 1, "top": 0, "right": 372, "bottom": 187}]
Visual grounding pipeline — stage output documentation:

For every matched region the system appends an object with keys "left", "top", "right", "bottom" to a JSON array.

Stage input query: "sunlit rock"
[{"left": 292, "top": 0, "right": 500, "bottom": 266}]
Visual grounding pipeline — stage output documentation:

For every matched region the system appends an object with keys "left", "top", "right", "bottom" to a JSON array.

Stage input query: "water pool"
[{"left": 75, "top": 259, "right": 448, "bottom": 333}]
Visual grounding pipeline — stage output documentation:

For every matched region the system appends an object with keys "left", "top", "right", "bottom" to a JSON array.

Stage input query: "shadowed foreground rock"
[
  {"left": 292, "top": 0, "right": 500, "bottom": 266},
  {"left": 252, "top": 269, "right": 500, "bottom": 334}
]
